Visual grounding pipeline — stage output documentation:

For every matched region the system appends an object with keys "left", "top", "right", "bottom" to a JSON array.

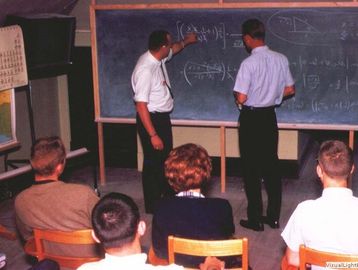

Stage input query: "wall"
[{"left": 0, "top": 77, "right": 69, "bottom": 172}]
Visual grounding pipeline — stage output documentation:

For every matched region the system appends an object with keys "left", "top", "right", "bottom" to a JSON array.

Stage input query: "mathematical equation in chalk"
[
  {"left": 267, "top": 10, "right": 358, "bottom": 46},
  {"left": 181, "top": 61, "right": 238, "bottom": 86},
  {"left": 180, "top": 58, "right": 358, "bottom": 94},
  {"left": 176, "top": 21, "right": 244, "bottom": 50},
  {"left": 280, "top": 98, "right": 358, "bottom": 113}
]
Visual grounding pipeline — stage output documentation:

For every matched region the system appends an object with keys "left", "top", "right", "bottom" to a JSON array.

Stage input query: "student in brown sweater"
[{"left": 15, "top": 136, "right": 100, "bottom": 258}]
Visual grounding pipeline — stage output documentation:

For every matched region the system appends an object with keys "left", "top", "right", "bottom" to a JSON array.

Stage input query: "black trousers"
[
  {"left": 239, "top": 107, "right": 281, "bottom": 223},
  {"left": 28, "top": 259, "right": 59, "bottom": 270},
  {"left": 136, "top": 112, "right": 174, "bottom": 213}
]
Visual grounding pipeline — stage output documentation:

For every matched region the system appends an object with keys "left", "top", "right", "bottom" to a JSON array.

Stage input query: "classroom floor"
[{"left": 1, "top": 139, "right": 357, "bottom": 270}]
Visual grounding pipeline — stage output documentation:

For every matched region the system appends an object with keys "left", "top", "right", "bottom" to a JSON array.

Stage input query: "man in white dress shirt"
[
  {"left": 281, "top": 140, "right": 358, "bottom": 269},
  {"left": 77, "top": 192, "right": 224, "bottom": 270},
  {"left": 132, "top": 30, "right": 197, "bottom": 213}
]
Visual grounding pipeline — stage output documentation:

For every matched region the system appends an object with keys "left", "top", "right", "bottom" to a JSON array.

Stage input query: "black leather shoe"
[
  {"left": 239, "top": 219, "right": 264, "bottom": 231},
  {"left": 261, "top": 216, "right": 280, "bottom": 229}
]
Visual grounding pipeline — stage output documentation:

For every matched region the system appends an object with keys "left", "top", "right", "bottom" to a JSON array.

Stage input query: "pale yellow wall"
[
  {"left": 3, "top": 77, "right": 70, "bottom": 168},
  {"left": 137, "top": 127, "right": 299, "bottom": 171},
  {"left": 57, "top": 75, "right": 71, "bottom": 149},
  {"left": 75, "top": 30, "right": 91, "bottom": 46},
  {"left": 171, "top": 127, "right": 299, "bottom": 159},
  {"left": 173, "top": 127, "right": 221, "bottom": 155}
]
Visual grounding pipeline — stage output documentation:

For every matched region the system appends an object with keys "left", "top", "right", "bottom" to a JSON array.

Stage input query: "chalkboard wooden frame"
[{"left": 90, "top": 1, "right": 358, "bottom": 184}]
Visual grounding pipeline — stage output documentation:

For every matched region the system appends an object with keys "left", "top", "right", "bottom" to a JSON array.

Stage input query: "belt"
[
  {"left": 150, "top": 111, "right": 171, "bottom": 115},
  {"left": 241, "top": 105, "right": 275, "bottom": 112}
]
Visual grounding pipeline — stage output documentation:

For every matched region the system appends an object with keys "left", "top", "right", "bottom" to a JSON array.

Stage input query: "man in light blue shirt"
[{"left": 233, "top": 18, "right": 295, "bottom": 231}]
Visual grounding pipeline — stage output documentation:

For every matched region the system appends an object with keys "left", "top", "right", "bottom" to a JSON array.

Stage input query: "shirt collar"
[
  {"left": 322, "top": 187, "right": 352, "bottom": 197},
  {"left": 147, "top": 49, "right": 173, "bottom": 66},
  {"left": 33, "top": 180, "right": 57, "bottom": 185},
  {"left": 147, "top": 50, "right": 161, "bottom": 65},
  {"left": 104, "top": 253, "right": 147, "bottom": 264},
  {"left": 251, "top": 45, "right": 269, "bottom": 54},
  {"left": 176, "top": 191, "right": 205, "bottom": 198}
]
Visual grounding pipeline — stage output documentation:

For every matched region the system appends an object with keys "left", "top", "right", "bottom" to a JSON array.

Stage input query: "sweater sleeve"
[{"left": 85, "top": 187, "right": 100, "bottom": 220}]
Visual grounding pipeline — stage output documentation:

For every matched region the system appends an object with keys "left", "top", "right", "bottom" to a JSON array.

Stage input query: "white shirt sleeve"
[
  {"left": 132, "top": 67, "right": 152, "bottom": 103},
  {"left": 233, "top": 61, "right": 251, "bottom": 94},
  {"left": 284, "top": 57, "right": 295, "bottom": 87}
]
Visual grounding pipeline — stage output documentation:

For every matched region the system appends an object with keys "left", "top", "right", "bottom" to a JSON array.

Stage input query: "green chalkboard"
[{"left": 94, "top": 8, "right": 358, "bottom": 127}]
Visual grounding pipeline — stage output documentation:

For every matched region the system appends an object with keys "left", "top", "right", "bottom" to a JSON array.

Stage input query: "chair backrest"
[
  {"left": 299, "top": 245, "right": 358, "bottom": 270},
  {"left": 32, "top": 228, "right": 101, "bottom": 269},
  {"left": 168, "top": 236, "right": 248, "bottom": 270}
]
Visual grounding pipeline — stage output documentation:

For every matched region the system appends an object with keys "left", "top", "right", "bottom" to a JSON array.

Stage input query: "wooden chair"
[
  {"left": 24, "top": 228, "right": 102, "bottom": 269},
  {"left": 299, "top": 245, "right": 358, "bottom": 270},
  {"left": 0, "top": 224, "right": 16, "bottom": 240},
  {"left": 148, "top": 245, "right": 169, "bottom": 265},
  {"left": 168, "top": 236, "right": 248, "bottom": 270}
]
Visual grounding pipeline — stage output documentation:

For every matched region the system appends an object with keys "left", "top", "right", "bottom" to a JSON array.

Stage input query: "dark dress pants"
[
  {"left": 137, "top": 112, "right": 174, "bottom": 213},
  {"left": 239, "top": 108, "right": 281, "bottom": 223},
  {"left": 28, "top": 259, "right": 59, "bottom": 270}
]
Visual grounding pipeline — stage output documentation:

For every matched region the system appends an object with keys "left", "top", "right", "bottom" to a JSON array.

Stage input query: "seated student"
[
  {"left": 281, "top": 140, "right": 358, "bottom": 270},
  {"left": 151, "top": 143, "right": 235, "bottom": 267},
  {"left": 77, "top": 192, "right": 224, "bottom": 270},
  {"left": 15, "top": 136, "right": 100, "bottom": 257}
]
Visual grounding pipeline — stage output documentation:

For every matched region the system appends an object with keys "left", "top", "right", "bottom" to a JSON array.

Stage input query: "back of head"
[
  {"left": 242, "top": 18, "right": 265, "bottom": 40},
  {"left": 318, "top": 140, "right": 354, "bottom": 181},
  {"left": 30, "top": 136, "right": 66, "bottom": 177},
  {"left": 92, "top": 192, "right": 140, "bottom": 250},
  {"left": 148, "top": 30, "right": 170, "bottom": 51},
  {"left": 165, "top": 143, "right": 212, "bottom": 192}
]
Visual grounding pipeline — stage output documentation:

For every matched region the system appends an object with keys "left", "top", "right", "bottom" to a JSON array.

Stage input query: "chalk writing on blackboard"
[
  {"left": 311, "top": 100, "right": 358, "bottom": 113},
  {"left": 267, "top": 10, "right": 358, "bottom": 45},
  {"left": 182, "top": 61, "right": 237, "bottom": 86},
  {"left": 176, "top": 21, "right": 244, "bottom": 50}
]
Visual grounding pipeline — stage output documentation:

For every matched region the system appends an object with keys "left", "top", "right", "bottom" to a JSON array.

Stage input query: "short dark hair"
[
  {"left": 165, "top": 143, "right": 212, "bottom": 192},
  {"left": 148, "top": 30, "right": 170, "bottom": 51},
  {"left": 242, "top": 18, "right": 265, "bottom": 40},
  {"left": 30, "top": 136, "right": 66, "bottom": 176},
  {"left": 318, "top": 140, "right": 354, "bottom": 180},
  {"left": 92, "top": 192, "right": 140, "bottom": 250}
]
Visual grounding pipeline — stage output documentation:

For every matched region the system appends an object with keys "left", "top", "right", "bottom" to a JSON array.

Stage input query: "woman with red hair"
[{"left": 151, "top": 143, "right": 235, "bottom": 268}]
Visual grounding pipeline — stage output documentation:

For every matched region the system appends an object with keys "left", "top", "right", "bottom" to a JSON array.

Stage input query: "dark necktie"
[{"left": 160, "top": 63, "right": 174, "bottom": 98}]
